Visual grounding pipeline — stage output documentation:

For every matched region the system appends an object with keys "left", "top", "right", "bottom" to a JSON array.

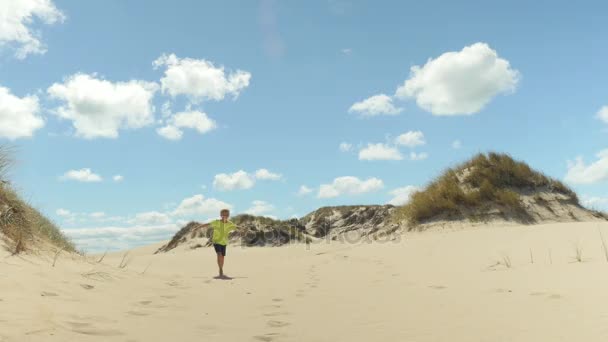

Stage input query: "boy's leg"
[{"left": 216, "top": 252, "right": 225, "bottom": 276}]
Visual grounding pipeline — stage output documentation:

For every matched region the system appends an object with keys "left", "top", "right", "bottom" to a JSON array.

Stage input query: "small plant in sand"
[
  {"left": 529, "top": 248, "right": 534, "bottom": 264},
  {"left": 489, "top": 253, "right": 512, "bottom": 269},
  {"left": 572, "top": 240, "right": 584, "bottom": 263},
  {"left": 598, "top": 226, "right": 608, "bottom": 263},
  {"left": 118, "top": 251, "right": 131, "bottom": 269},
  {"left": 501, "top": 254, "right": 512, "bottom": 268},
  {"left": 97, "top": 250, "right": 108, "bottom": 263},
  {"left": 141, "top": 262, "right": 152, "bottom": 275},
  {"left": 52, "top": 247, "right": 64, "bottom": 267}
]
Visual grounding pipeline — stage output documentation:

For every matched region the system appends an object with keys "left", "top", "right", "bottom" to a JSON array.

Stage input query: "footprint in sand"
[
  {"left": 64, "top": 321, "right": 125, "bottom": 336},
  {"left": 428, "top": 285, "right": 447, "bottom": 290},
  {"left": 80, "top": 284, "right": 94, "bottom": 290},
  {"left": 493, "top": 288, "right": 513, "bottom": 293},
  {"left": 253, "top": 333, "right": 280, "bottom": 341},
  {"left": 41, "top": 291, "right": 58, "bottom": 297},
  {"left": 267, "top": 320, "right": 290, "bottom": 328},
  {"left": 530, "top": 292, "right": 562, "bottom": 299},
  {"left": 263, "top": 311, "right": 289, "bottom": 317},
  {"left": 126, "top": 310, "right": 150, "bottom": 317},
  {"left": 271, "top": 298, "right": 283, "bottom": 302},
  {"left": 161, "top": 295, "right": 177, "bottom": 299}
]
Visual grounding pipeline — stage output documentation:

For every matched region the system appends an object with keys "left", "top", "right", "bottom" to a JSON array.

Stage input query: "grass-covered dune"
[
  {"left": 396, "top": 152, "right": 606, "bottom": 226},
  {"left": 0, "top": 146, "right": 75, "bottom": 254}
]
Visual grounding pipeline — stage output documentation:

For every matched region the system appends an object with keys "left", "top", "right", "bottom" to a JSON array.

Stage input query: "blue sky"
[{"left": 1, "top": 0, "right": 607, "bottom": 252}]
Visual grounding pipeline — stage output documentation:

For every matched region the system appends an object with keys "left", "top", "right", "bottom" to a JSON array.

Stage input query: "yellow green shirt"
[{"left": 210, "top": 219, "right": 237, "bottom": 246}]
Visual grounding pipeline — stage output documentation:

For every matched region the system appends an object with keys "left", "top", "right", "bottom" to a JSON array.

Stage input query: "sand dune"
[{"left": 3, "top": 221, "right": 608, "bottom": 341}]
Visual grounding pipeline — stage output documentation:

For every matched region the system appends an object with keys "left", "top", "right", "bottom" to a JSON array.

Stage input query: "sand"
[{"left": 2, "top": 221, "right": 608, "bottom": 341}]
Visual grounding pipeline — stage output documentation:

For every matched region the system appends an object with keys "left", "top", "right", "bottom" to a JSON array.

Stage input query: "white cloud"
[
  {"left": 213, "top": 170, "right": 255, "bottom": 191},
  {"left": 395, "top": 42, "right": 520, "bottom": 115},
  {"left": 387, "top": 186, "right": 420, "bottom": 206},
  {"left": 395, "top": 131, "right": 425, "bottom": 147},
  {"left": 60, "top": 168, "right": 102, "bottom": 182},
  {"left": 582, "top": 196, "right": 608, "bottom": 211},
  {"left": 90, "top": 212, "right": 105, "bottom": 219},
  {"left": 62, "top": 223, "right": 180, "bottom": 253},
  {"left": 410, "top": 152, "right": 429, "bottom": 161},
  {"left": 318, "top": 176, "right": 384, "bottom": 198},
  {"left": 359, "top": 143, "right": 403, "bottom": 161},
  {"left": 0, "top": 0, "right": 65, "bottom": 59},
  {"left": 171, "top": 194, "right": 232, "bottom": 217},
  {"left": 157, "top": 110, "right": 217, "bottom": 140},
  {"left": 597, "top": 106, "right": 608, "bottom": 124},
  {"left": 0, "top": 86, "right": 44, "bottom": 140},
  {"left": 246, "top": 200, "right": 275, "bottom": 216},
  {"left": 339, "top": 142, "right": 352, "bottom": 152},
  {"left": 452, "top": 140, "right": 462, "bottom": 149},
  {"left": 341, "top": 48, "right": 352, "bottom": 55},
  {"left": 56, "top": 208, "right": 71, "bottom": 217},
  {"left": 255, "top": 168, "right": 282, "bottom": 180},
  {"left": 132, "top": 211, "right": 172, "bottom": 225},
  {"left": 153, "top": 53, "right": 251, "bottom": 103},
  {"left": 113, "top": 175, "right": 124, "bottom": 182},
  {"left": 349, "top": 94, "right": 403, "bottom": 117},
  {"left": 564, "top": 149, "right": 608, "bottom": 184},
  {"left": 47, "top": 73, "right": 159, "bottom": 139},
  {"left": 298, "top": 185, "right": 313, "bottom": 196},
  {"left": 156, "top": 125, "right": 183, "bottom": 140}
]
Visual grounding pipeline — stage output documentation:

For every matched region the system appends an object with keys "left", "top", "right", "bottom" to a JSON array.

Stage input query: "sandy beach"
[{"left": 3, "top": 221, "right": 608, "bottom": 341}]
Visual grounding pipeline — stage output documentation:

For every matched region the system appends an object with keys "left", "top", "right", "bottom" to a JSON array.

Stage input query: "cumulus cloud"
[
  {"left": 452, "top": 140, "right": 462, "bottom": 149},
  {"left": 156, "top": 125, "right": 183, "bottom": 140},
  {"left": 171, "top": 194, "right": 232, "bottom": 217},
  {"left": 47, "top": 73, "right": 158, "bottom": 139},
  {"left": 359, "top": 143, "right": 403, "bottom": 161},
  {"left": 60, "top": 168, "right": 102, "bottom": 182},
  {"left": 246, "top": 200, "right": 275, "bottom": 216},
  {"left": 298, "top": 185, "right": 313, "bottom": 196},
  {"left": 339, "top": 142, "right": 352, "bottom": 152},
  {"left": 157, "top": 110, "right": 216, "bottom": 140},
  {"left": 0, "top": 0, "right": 65, "bottom": 59},
  {"left": 395, "top": 42, "right": 520, "bottom": 115},
  {"left": 56, "top": 208, "right": 71, "bottom": 217},
  {"left": 387, "top": 186, "right": 420, "bottom": 206},
  {"left": 153, "top": 54, "right": 251, "bottom": 103},
  {"left": 62, "top": 223, "right": 180, "bottom": 253},
  {"left": 349, "top": 94, "right": 403, "bottom": 117},
  {"left": 0, "top": 86, "right": 44, "bottom": 140},
  {"left": 90, "top": 212, "right": 105, "bottom": 219},
  {"left": 131, "top": 211, "right": 172, "bottom": 225},
  {"left": 213, "top": 170, "right": 255, "bottom": 191},
  {"left": 318, "top": 176, "right": 384, "bottom": 198},
  {"left": 564, "top": 149, "right": 608, "bottom": 184},
  {"left": 409, "top": 152, "right": 429, "bottom": 161},
  {"left": 255, "top": 168, "right": 282, "bottom": 180},
  {"left": 395, "top": 131, "right": 425, "bottom": 147},
  {"left": 582, "top": 196, "right": 608, "bottom": 211},
  {"left": 597, "top": 106, "right": 608, "bottom": 124},
  {"left": 113, "top": 175, "right": 124, "bottom": 182}
]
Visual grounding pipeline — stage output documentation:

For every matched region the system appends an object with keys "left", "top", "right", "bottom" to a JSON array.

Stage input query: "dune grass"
[
  {"left": 396, "top": 152, "right": 579, "bottom": 226},
  {"left": 0, "top": 145, "right": 76, "bottom": 253}
]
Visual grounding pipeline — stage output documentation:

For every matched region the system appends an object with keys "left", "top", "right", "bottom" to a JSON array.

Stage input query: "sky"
[{"left": 0, "top": 0, "right": 607, "bottom": 252}]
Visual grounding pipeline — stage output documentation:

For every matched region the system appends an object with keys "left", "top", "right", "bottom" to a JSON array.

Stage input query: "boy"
[{"left": 209, "top": 209, "right": 237, "bottom": 278}]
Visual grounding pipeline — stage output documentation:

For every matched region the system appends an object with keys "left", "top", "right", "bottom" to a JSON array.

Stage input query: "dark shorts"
[{"left": 213, "top": 243, "right": 227, "bottom": 256}]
